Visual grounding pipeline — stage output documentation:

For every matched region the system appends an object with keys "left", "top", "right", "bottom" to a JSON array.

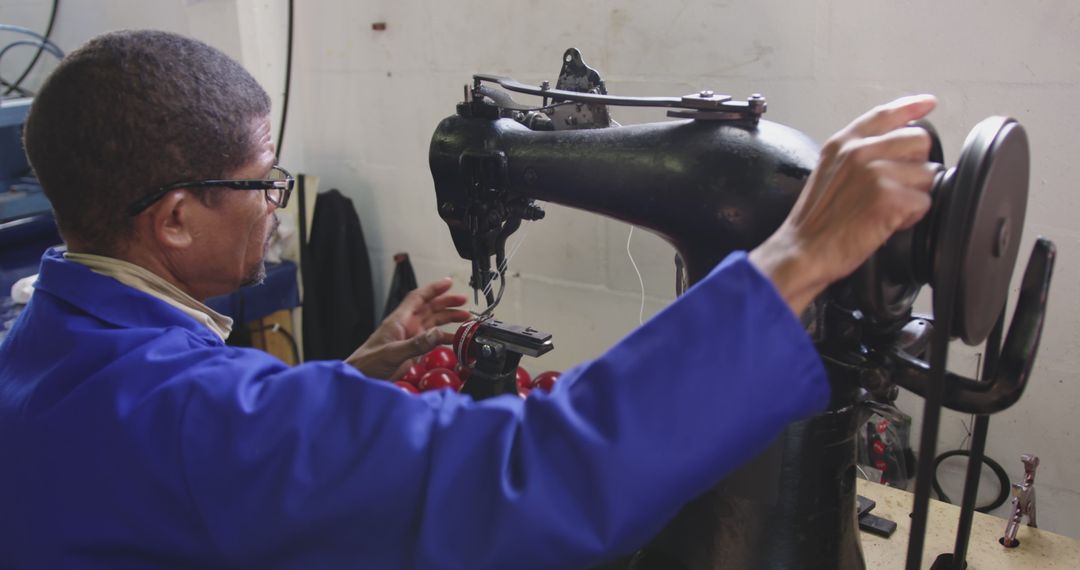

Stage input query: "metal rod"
[
  {"left": 906, "top": 155, "right": 977, "bottom": 569},
  {"left": 472, "top": 73, "right": 762, "bottom": 115},
  {"left": 946, "top": 415, "right": 989, "bottom": 568},
  {"left": 475, "top": 74, "right": 694, "bottom": 108},
  {"left": 906, "top": 323, "right": 951, "bottom": 570},
  {"left": 950, "top": 310, "right": 1005, "bottom": 567}
]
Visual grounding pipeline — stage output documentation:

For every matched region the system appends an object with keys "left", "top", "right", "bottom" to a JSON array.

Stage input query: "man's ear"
[{"left": 143, "top": 190, "right": 195, "bottom": 250}]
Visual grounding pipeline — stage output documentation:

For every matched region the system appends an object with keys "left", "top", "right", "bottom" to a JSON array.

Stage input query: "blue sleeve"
[{"left": 179, "top": 252, "right": 828, "bottom": 569}]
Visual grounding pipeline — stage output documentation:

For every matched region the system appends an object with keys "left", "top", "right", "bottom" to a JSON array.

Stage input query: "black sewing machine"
[{"left": 429, "top": 49, "right": 1055, "bottom": 570}]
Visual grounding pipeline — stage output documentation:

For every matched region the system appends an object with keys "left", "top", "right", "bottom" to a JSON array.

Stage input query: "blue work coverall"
[{"left": 0, "top": 248, "right": 828, "bottom": 569}]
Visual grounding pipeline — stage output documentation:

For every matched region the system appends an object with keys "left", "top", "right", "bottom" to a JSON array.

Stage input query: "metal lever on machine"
[
  {"left": 472, "top": 74, "right": 767, "bottom": 121},
  {"left": 471, "top": 48, "right": 767, "bottom": 124},
  {"left": 888, "top": 238, "right": 1055, "bottom": 414}
]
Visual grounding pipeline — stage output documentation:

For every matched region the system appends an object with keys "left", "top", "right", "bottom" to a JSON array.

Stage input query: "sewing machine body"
[
  {"left": 429, "top": 49, "right": 1054, "bottom": 569},
  {"left": 431, "top": 80, "right": 882, "bottom": 570}
]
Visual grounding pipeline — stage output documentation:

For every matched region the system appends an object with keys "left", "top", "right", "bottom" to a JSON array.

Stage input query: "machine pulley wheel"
[
  {"left": 850, "top": 117, "right": 1028, "bottom": 346},
  {"left": 938, "top": 117, "right": 1029, "bottom": 345}
]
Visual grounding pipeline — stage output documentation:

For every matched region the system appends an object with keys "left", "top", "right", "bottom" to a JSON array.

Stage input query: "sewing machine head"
[
  {"left": 430, "top": 48, "right": 1052, "bottom": 410},
  {"left": 431, "top": 49, "right": 811, "bottom": 307}
]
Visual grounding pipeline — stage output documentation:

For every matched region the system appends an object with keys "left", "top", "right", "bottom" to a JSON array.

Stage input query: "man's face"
[{"left": 188, "top": 116, "right": 280, "bottom": 298}]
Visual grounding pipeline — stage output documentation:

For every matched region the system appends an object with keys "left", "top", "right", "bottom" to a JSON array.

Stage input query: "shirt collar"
[
  {"left": 63, "top": 251, "right": 234, "bottom": 341},
  {"left": 32, "top": 248, "right": 229, "bottom": 344}
]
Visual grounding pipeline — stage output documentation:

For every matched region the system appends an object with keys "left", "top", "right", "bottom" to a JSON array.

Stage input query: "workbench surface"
[{"left": 858, "top": 479, "right": 1079, "bottom": 568}]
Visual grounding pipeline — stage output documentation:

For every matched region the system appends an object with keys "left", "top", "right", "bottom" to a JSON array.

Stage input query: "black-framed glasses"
[{"left": 126, "top": 165, "right": 295, "bottom": 216}]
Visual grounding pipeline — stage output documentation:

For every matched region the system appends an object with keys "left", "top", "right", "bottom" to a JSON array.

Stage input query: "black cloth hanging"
[
  {"left": 382, "top": 253, "right": 418, "bottom": 320},
  {"left": 301, "top": 189, "right": 375, "bottom": 361}
]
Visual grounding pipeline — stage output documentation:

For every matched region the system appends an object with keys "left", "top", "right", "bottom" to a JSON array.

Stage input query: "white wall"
[
  {"left": 3, "top": 0, "right": 1079, "bottom": 539},
  {"left": 0, "top": 1, "right": 290, "bottom": 113}
]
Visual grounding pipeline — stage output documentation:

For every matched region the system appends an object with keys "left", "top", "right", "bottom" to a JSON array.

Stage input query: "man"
[{"left": 0, "top": 30, "right": 936, "bottom": 568}]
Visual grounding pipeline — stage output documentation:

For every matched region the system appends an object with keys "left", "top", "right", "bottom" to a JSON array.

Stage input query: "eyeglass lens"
[{"left": 266, "top": 167, "right": 285, "bottom": 205}]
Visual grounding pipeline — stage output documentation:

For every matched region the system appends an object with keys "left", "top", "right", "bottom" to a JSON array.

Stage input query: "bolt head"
[{"left": 993, "top": 218, "right": 1010, "bottom": 258}]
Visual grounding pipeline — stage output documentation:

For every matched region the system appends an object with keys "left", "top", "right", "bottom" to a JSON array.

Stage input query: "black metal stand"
[
  {"left": 930, "top": 310, "right": 1005, "bottom": 569},
  {"left": 906, "top": 274, "right": 955, "bottom": 570}
]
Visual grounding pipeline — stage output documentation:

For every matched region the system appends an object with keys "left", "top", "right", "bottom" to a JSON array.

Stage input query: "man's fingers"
[
  {"left": 890, "top": 164, "right": 937, "bottom": 229},
  {"left": 846, "top": 94, "right": 937, "bottom": 139},
  {"left": 380, "top": 328, "right": 444, "bottom": 367},
  {"left": 434, "top": 329, "right": 456, "bottom": 345},
  {"left": 868, "top": 160, "right": 940, "bottom": 192},
  {"left": 397, "top": 278, "right": 455, "bottom": 311},
  {"left": 404, "top": 296, "right": 469, "bottom": 324},
  {"left": 897, "top": 189, "right": 933, "bottom": 230},
  {"left": 409, "top": 328, "right": 456, "bottom": 355},
  {"left": 870, "top": 161, "right": 937, "bottom": 230},
  {"left": 843, "top": 126, "right": 934, "bottom": 166},
  {"left": 429, "top": 293, "right": 469, "bottom": 312},
  {"left": 410, "top": 328, "right": 446, "bottom": 355},
  {"left": 427, "top": 309, "right": 471, "bottom": 328}
]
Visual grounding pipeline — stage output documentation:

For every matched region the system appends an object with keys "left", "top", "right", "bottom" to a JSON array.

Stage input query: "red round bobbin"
[{"left": 453, "top": 319, "right": 482, "bottom": 368}]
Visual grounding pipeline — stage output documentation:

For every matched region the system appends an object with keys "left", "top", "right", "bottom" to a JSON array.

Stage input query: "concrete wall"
[{"left": 3, "top": 0, "right": 1079, "bottom": 538}]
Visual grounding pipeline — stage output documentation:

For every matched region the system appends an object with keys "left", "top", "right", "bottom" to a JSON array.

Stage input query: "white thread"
[
  {"left": 506, "top": 222, "right": 531, "bottom": 265},
  {"left": 856, "top": 464, "right": 871, "bottom": 481},
  {"left": 627, "top": 226, "right": 645, "bottom": 325},
  {"left": 481, "top": 222, "right": 532, "bottom": 299}
]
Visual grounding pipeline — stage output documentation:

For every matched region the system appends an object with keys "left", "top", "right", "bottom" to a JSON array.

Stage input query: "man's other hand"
[
  {"left": 750, "top": 95, "right": 939, "bottom": 315},
  {"left": 346, "top": 277, "right": 470, "bottom": 379}
]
